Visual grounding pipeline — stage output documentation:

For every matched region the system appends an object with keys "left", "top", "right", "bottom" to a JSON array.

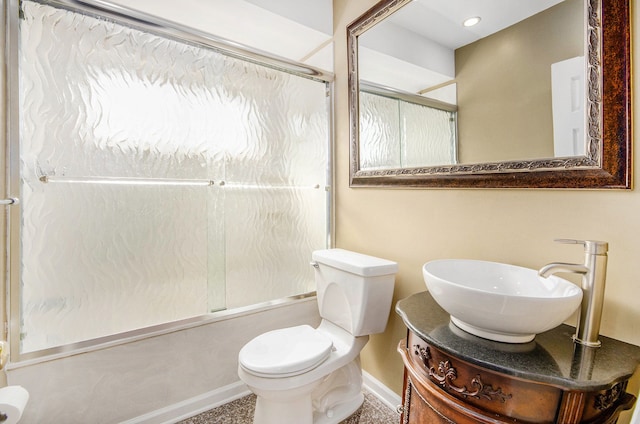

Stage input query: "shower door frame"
[{"left": 3, "top": 0, "right": 335, "bottom": 363}]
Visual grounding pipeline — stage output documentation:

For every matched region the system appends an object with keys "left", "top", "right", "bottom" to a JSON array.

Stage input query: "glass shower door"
[{"left": 14, "top": 0, "right": 330, "bottom": 356}]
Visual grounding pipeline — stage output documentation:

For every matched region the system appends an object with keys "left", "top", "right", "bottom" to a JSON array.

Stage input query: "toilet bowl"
[
  {"left": 237, "top": 249, "right": 398, "bottom": 424},
  {"left": 239, "top": 320, "right": 369, "bottom": 424}
]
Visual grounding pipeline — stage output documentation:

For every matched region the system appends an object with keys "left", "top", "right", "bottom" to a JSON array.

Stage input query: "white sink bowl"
[{"left": 423, "top": 259, "right": 583, "bottom": 343}]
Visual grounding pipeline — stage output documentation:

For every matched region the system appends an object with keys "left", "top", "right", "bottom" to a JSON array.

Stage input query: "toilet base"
[
  {"left": 312, "top": 391, "right": 363, "bottom": 424},
  {"left": 253, "top": 384, "right": 318, "bottom": 424},
  {"left": 249, "top": 359, "right": 365, "bottom": 424},
  {"left": 252, "top": 390, "right": 363, "bottom": 424}
]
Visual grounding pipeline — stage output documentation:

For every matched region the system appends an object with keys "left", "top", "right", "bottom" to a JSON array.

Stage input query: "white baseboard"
[
  {"left": 125, "top": 372, "right": 400, "bottom": 424},
  {"left": 362, "top": 370, "right": 402, "bottom": 412},
  {"left": 122, "top": 381, "right": 251, "bottom": 424}
]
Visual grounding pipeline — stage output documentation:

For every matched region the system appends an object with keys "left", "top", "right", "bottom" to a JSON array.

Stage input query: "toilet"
[{"left": 237, "top": 248, "right": 398, "bottom": 424}]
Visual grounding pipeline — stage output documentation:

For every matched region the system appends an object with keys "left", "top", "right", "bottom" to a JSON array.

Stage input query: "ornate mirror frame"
[{"left": 347, "top": 0, "right": 631, "bottom": 188}]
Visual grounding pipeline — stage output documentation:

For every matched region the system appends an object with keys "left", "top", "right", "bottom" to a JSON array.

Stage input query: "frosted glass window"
[
  {"left": 17, "top": 1, "right": 330, "bottom": 354},
  {"left": 359, "top": 91, "right": 456, "bottom": 169}
]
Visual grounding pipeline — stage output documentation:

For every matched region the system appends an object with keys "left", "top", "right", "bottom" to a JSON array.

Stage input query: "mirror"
[{"left": 347, "top": 0, "right": 631, "bottom": 188}]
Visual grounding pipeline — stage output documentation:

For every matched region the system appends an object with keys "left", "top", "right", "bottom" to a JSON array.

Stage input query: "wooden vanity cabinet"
[
  {"left": 396, "top": 293, "right": 640, "bottom": 424},
  {"left": 398, "top": 332, "right": 635, "bottom": 424}
]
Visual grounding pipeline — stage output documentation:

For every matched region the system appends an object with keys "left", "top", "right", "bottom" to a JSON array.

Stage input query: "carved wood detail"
[
  {"left": 586, "top": 0, "right": 602, "bottom": 165},
  {"left": 413, "top": 344, "right": 512, "bottom": 403},
  {"left": 595, "top": 382, "right": 623, "bottom": 411},
  {"left": 403, "top": 377, "right": 411, "bottom": 424},
  {"left": 400, "top": 327, "right": 638, "bottom": 424}
]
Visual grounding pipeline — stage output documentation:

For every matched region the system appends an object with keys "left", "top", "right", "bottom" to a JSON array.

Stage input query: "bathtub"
[{"left": 6, "top": 296, "right": 321, "bottom": 423}]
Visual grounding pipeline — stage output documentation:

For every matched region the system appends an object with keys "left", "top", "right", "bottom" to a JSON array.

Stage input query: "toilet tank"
[{"left": 312, "top": 249, "right": 398, "bottom": 337}]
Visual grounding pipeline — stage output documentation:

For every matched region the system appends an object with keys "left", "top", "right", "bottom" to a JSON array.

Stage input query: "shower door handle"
[{"left": 0, "top": 198, "right": 19, "bottom": 205}]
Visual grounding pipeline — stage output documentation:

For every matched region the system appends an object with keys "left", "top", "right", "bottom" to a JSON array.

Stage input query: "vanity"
[{"left": 396, "top": 292, "right": 640, "bottom": 423}]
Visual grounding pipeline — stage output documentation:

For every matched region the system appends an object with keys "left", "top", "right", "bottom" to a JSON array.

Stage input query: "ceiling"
[
  {"left": 390, "top": 0, "right": 565, "bottom": 50},
  {"left": 358, "top": 0, "right": 571, "bottom": 98},
  {"left": 103, "top": 0, "right": 334, "bottom": 72},
  {"left": 91, "top": 0, "right": 570, "bottom": 77},
  {"left": 94, "top": 0, "right": 570, "bottom": 95}
]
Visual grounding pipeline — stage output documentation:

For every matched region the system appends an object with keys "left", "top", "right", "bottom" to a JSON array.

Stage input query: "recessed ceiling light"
[{"left": 463, "top": 16, "right": 482, "bottom": 27}]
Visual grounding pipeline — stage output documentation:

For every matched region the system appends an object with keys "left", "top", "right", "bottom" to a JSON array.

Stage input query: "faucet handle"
[
  {"left": 554, "top": 239, "right": 608, "bottom": 254},
  {"left": 554, "top": 238, "right": 584, "bottom": 245}
]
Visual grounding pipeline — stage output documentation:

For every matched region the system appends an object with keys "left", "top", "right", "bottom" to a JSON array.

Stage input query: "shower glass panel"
[
  {"left": 16, "top": 1, "right": 330, "bottom": 354},
  {"left": 358, "top": 92, "right": 401, "bottom": 170},
  {"left": 359, "top": 90, "right": 457, "bottom": 169},
  {"left": 400, "top": 102, "right": 457, "bottom": 167}
]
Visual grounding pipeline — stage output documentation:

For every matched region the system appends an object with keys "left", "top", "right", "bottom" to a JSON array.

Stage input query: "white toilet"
[{"left": 237, "top": 248, "right": 398, "bottom": 424}]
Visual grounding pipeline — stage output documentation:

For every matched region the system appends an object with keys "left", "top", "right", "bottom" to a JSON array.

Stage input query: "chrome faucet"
[{"left": 538, "top": 239, "right": 608, "bottom": 347}]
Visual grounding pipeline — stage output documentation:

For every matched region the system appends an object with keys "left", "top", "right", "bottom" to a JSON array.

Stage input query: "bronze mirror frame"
[{"left": 347, "top": 0, "right": 631, "bottom": 189}]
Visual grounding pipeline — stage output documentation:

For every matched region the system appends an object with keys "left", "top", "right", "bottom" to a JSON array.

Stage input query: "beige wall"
[
  {"left": 456, "top": 0, "right": 583, "bottom": 163},
  {"left": 334, "top": 1, "right": 639, "bottom": 422}
]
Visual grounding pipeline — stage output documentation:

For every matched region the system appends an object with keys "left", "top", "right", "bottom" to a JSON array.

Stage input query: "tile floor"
[{"left": 178, "top": 390, "right": 400, "bottom": 424}]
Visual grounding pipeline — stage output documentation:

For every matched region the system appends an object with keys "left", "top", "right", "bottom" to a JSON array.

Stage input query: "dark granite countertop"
[{"left": 396, "top": 291, "right": 640, "bottom": 391}]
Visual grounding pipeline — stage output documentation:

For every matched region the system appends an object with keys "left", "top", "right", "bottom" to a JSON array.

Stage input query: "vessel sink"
[{"left": 422, "top": 259, "right": 583, "bottom": 343}]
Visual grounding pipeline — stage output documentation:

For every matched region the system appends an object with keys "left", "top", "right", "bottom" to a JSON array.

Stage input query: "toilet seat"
[{"left": 239, "top": 325, "right": 333, "bottom": 378}]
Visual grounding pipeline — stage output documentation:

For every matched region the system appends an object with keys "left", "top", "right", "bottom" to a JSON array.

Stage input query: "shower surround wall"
[{"left": 14, "top": 1, "right": 329, "bottom": 355}]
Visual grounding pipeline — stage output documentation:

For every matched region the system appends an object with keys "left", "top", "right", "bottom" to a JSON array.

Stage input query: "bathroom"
[{"left": 1, "top": 0, "right": 639, "bottom": 423}]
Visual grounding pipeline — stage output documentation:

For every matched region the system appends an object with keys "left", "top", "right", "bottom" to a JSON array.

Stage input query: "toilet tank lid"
[{"left": 312, "top": 249, "right": 398, "bottom": 277}]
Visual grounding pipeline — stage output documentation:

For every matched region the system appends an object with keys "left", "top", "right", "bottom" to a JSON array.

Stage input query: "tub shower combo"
[{"left": 4, "top": 0, "right": 332, "bottom": 363}]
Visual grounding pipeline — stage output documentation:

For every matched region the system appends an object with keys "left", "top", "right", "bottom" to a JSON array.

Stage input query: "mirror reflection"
[
  {"left": 357, "top": 0, "right": 585, "bottom": 171},
  {"left": 359, "top": 84, "right": 457, "bottom": 169}
]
